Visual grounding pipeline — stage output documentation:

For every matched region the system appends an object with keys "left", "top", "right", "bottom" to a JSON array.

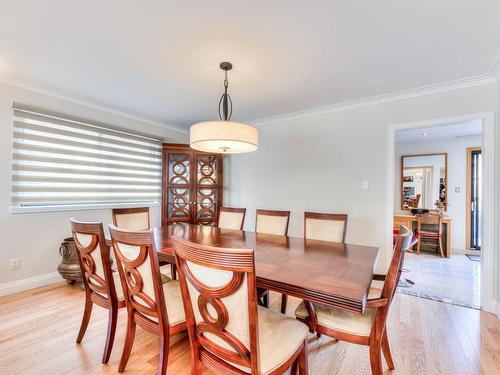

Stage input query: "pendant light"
[{"left": 190, "top": 62, "right": 258, "bottom": 154}]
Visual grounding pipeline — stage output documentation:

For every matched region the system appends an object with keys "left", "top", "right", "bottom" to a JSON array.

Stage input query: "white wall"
[
  {"left": 0, "top": 83, "right": 188, "bottom": 285},
  {"left": 395, "top": 135, "right": 482, "bottom": 250},
  {"left": 225, "top": 82, "right": 498, "bottom": 276}
]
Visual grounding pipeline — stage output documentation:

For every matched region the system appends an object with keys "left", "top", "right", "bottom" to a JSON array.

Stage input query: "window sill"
[{"left": 10, "top": 202, "right": 160, "bottom": 214}]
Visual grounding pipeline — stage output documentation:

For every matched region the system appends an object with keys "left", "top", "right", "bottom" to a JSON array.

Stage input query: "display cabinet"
[{"left": 162, "top": 144, "right": 223, "bottom": 226}]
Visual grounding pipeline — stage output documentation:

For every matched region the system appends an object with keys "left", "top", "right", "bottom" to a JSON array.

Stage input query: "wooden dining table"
[{"left": 108, "top": 223, "right": 379, "bottom": 315}]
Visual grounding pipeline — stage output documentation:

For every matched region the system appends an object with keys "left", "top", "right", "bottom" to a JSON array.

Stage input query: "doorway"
[{"left": 393, "top": 119, "right": 483, "bottom": 309}]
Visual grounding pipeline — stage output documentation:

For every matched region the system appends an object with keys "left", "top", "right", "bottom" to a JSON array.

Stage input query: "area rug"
[{"left": 465, "top": 254, "right": 480, "bottom": 262}]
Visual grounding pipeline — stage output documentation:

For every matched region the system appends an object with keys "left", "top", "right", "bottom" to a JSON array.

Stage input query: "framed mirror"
[{"left": 401, "top": 153, "right": 447, "bottom": 211}]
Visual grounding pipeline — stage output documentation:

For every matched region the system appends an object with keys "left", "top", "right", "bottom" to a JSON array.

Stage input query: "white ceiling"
[
  {"left": 395, "top": 119, "right": 483, "bottom": 143},
  {"left": 1, "top": 1, "right": 499, "bottom": 128}
]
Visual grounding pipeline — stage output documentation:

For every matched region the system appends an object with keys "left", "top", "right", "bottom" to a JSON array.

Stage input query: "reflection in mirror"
[{"left": 401, "top": 153, "right": 447, "bottom": 210}]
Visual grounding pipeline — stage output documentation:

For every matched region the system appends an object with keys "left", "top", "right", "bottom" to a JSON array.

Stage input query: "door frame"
[
  {"left": 466, "top": 147, "right": 482, "bottom": 250},
  {"left": 387, "top": 112, "right": 496, "bottom": 313}
]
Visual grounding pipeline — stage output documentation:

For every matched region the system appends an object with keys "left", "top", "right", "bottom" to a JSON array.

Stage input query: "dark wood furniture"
[
  {"left": 70, "top": 219, "right": 126, "bottom": 364},
  {"left": 112, "top": 207, "right": 150, "bottom": 230},
  {"left": 295, "top": 226, "right": 414, "bottom": 375},
  {"left": 106, "top": 223, "right": 379, "bottom": 315},
  {"left": 416, "top": 212, "right": 444, "bottom": 257},
  {"left": 172, "top": 237, "right": 309, "bottom": 375},
  {"left": 218, "top": 206, "right": 247, "bottom": 230},
  {"left": 109, "top": 225, "right": 187, "bottom": 375},
  {"left": 162, "top": 143, "right": 223, "bottom": 226}
]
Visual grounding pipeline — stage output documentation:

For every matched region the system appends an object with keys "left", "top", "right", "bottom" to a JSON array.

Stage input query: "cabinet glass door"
[
  {"left": 165, "top": 152, "right": 193, "bottom": 223},
  {"left": 194, "top": 154, "right": 220, "bottom": 225}
]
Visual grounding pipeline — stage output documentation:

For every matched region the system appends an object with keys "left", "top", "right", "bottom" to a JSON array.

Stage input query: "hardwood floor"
[{"left": 1, "top": 282, "right": 499, "bottom": 374}]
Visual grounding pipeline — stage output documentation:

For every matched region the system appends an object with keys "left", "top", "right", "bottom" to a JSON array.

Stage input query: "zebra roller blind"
[{"left": 11, "top": 105, "right": 162, "bottom": 209}]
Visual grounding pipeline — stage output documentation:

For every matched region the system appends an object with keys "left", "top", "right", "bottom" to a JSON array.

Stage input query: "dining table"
[{"left": 107, "top": 223, "right": 379, "bottom": 315}]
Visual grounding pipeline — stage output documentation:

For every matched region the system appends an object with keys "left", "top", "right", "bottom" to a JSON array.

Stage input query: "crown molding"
[
  {"left": 0, "top": 77, "right": 189, "bottom": 135},
  {"left": 250, "top": 75, "right": 497, "bottom": 126}
]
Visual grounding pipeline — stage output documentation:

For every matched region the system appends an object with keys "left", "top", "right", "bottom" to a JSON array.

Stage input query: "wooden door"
[{"left": 162, "top": 145, "right": 222, "bottom": 225}]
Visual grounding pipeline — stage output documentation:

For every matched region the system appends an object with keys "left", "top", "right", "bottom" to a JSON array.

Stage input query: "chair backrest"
[
  {"left": 417, "top": 212, "right": 442, "bottom": 234},
  {"left": 381, "top": 225, "right": 413, "bottom": 305},
  {"left": 173, "top": 237, "right": 259, "bottom": 373},
  {"left": 112, "top": 207, "right": 150, "bottom": 230},
  {"left": 109, "top": 225, "right": 168, "bottom": 328},
  {"left": 218, "top": 207, "right": 247, "bottom": 230},
  {"left": 304, "top": 212, "right": 348, "bottom": 243},
  {"left": 70, "top": 219, "right": 117, "bottom": 302},
  {"left": 255, "top": 209, "right": 290, "bottom": 236}
]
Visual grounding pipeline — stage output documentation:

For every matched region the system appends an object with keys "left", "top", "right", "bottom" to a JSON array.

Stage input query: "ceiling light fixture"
[{"left": 190, "top": 62, "right": 258, "bottom": 154}]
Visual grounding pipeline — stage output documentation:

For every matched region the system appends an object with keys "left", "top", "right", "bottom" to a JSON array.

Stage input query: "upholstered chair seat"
[
  {"left": 253, "top": 307, "right": 309, "bottom": 374},
  {"left": 295, "top": 301, "right": 376, "bottom": 336}
]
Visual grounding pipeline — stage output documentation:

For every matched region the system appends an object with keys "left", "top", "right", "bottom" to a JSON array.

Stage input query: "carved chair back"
[
  {"left": 70, "top": 219, "right": 118, "bottom": 302},
  {"left": 218, "top": 207, "right": 247, "bottom": 230},
  {"left": 255, "top": 209, "right": 290, "bottom": 236},
  {"left": 172, "top": 237, "right": 260, "bottom": 373},
  {"left": 109, "top": 225, "right": 168, "bottom": 329},
  {"left": 304, "top": 212, "right": 348, "bottom": 243},
  {"left": 112, "top": 207, "right": 150, "bottom": 230}
]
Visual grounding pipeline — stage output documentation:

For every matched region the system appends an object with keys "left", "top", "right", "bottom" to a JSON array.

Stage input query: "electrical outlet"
[{"left": 10, "top": 258, "right": 21, "bottom": 270}]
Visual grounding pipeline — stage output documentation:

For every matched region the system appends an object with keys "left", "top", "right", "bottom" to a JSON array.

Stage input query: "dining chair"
[
  {"left": 70, "top": 219, "right": 126, "bottom": 364},
  {"left": 255, "top": 209, "right": 291, "bottom": 311},
  {"left": 112, "top": 206, "right": 175, "bottom": 279},
  {"left": 416, "top": 212, "right": 444, "bottom": 257},
  {"left": 304, "top": 212, "right": 348, "bottom": 243},
  {"left": 172, "top": 237, "right": 310, "bottom": 375},
  {"left": 218, "top": 206, "right": 247, "bottom": 230},
  {"left": 112, "top": 207, "right": 150, "bottom": 230},
  {"left": 255, "top": 209, "right": 290, "bottom": 236},
  {"left": 276, "top": 212, "right": 349, "bottom": 316},
  {"left": 109, "top": 225, "right": 187, "bottom": 374},
  {"left": 295, "top": 225, "right": 414, "bottom": 375}
]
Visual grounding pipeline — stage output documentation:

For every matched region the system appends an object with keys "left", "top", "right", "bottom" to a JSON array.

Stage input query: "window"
[{"left": 11, "top": 104, "right": 162, "bottom": 212}]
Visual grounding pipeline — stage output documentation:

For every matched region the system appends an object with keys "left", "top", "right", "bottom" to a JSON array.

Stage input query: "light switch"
[{"left": 362, "top": 181, "right": 369, "bottom": 190}]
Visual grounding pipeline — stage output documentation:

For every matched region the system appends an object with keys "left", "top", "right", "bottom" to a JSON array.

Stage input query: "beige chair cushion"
[
  {"left": 114, "top": 211, "right": 149, "bottom": 230},
  {"left": 368, "top": 287, "right": 382, "bottom": 300},
  {"left": 256, "top": 214, "right": 288, "bottom": 235},
  {"left": 162, "top": 280, "right": 186, "bottom": 326},
  {"left": 295, "top": 301, "right": 376, "bottom": 337},
  {"left": 218, "top": 211, "right": 245, "bottom": 230},
  {"left": 305, "top": 218, "right": 345, "bottom": 242},
  {"left": 229, "top": 307, "right": 308, "bottom": 374}
]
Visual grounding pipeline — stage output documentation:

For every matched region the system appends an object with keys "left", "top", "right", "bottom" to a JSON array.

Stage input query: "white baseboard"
[{"left": 0, "top": 272, "right": 63, "bottom": 297}]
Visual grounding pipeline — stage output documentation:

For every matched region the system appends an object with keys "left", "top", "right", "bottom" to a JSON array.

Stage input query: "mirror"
[{"left": 401, "top": 153, "right": 447, "bottom": 210}]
